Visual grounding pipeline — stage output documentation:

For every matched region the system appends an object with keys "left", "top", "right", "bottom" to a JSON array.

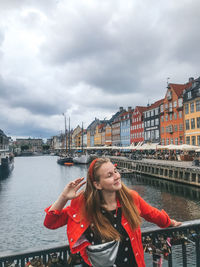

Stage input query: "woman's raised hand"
[
  {"left": 61, "top": 177, "right": 86, "bottom": 201},
  {"left": 49, "top": 177, "right": 86, "bottom": 211}
]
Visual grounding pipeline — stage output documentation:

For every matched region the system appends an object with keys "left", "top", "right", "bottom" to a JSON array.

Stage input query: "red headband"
[
  {"left": 89, "top": 158, "right": 99, "bottom": 181},
  {"left": 89, "top": 159, "right": 117, "bottom": 181}
]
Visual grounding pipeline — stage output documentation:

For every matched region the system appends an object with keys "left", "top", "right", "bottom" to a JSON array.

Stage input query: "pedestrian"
[{"left": 44, "top": 158, "right": 181, "bottom": 267}]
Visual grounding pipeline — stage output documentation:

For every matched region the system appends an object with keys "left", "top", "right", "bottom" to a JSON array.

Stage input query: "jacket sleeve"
[
  {"left": 133, "top": 191, "right": 171, "bottom": 228},
  {"left": 43, "top": 205, "right": 70, "bottom": 229}
]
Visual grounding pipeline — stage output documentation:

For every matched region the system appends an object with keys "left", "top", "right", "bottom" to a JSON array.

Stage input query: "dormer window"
[
  {"left": 187, "top": 91, "right": 192, "bottom": 99},
  {"left": 167, "top": 91, "right": 172, "bottom": 100}
]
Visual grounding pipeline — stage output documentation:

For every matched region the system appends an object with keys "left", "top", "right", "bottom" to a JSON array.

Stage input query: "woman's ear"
[{"left": 93, "top": 181, "right": 102, "bottom": 190}]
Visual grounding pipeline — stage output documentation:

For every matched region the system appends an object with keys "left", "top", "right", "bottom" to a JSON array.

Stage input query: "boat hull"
[
  {"left": 57, "top": 157, "right": 74, "bottom": 165},
  {"left": 73, "top": 155, "right": 91, "bottom": 164}
]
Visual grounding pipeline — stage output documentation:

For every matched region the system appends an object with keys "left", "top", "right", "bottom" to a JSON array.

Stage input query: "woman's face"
[{"left": 93, "top": 161, "right": 121, "bottom": 192}]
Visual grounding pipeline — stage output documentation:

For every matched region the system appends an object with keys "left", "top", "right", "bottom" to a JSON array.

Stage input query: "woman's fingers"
[
  {"left": 170, "top": 219, "right": 182, "bottom": 227},
  {"left": 75, "top": 181, "right": 86, "bottom": 191}
]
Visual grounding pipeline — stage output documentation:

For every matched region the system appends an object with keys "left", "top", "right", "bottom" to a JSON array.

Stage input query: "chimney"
[
  {"left": 119, "top": 107, "right": 123, "bottom": 112},
  {"left": 189, "top": 77, "right": 194, "bottom": 83},
  {"left": 128, "top": 106, "right": 132, "bottom": 112}
]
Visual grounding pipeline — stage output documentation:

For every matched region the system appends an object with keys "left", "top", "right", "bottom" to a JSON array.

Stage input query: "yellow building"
[
  {"left": 183, "top": 78, "right": 200, "bottom": 145},
  {"left": 87, "top": 131, "right": 91, "bottom": 147},
  {"left": 94, "top": 125, "right": 102, "bottom": 146}
]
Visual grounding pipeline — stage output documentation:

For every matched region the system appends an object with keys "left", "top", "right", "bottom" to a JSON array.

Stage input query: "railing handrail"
[
  {"left": 1, "top": 219, "right": 200, "bottom": 266},
  {"left": 142, "top": 218, "right": 200, "bottom": 235},
  {"left": 0, "top": 245, "right": 69, "bottom": 261}
]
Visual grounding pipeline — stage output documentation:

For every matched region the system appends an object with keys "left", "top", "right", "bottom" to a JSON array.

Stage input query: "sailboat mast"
[
  {"left": 68, "top": 117, "right": 70, "bottom": 152},
  {"left": 82, "top": 122, "right": 83, "bottom": 152},
  {"left": 63, "top": 113, "right": 67, "bottom": 153}
]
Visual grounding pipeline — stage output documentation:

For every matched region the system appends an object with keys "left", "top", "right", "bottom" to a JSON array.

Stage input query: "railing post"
[
  {"left": 196, "top": 239, "right": 200, "bottom": 267},
  {"left": 182, "top": 241, "right": 187, "bottom": 267},
  {"left": 168, "top": 250, "right": 173, "bottom": 267}
]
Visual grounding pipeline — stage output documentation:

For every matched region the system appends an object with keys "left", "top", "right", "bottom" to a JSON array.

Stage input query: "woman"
[{"left": 44, "top": 158, "right": 181, "bottom": 267}]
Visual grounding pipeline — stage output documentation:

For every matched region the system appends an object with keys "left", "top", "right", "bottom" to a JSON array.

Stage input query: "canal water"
[{"left": 0, "top": 156, "right": 200, "bottom": 265}]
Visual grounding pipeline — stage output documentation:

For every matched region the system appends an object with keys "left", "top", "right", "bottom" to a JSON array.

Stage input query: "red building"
[{"left": 131, "top": 106, "right": 147, "bottom": 145}]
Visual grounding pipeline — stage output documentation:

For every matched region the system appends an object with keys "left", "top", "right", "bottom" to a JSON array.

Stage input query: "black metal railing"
[
  {"left": 0, "top": 219, "right": 200, "bottom": 267},
  {"left": 142, "top": 219, "right": 200, "bottom": 267}
]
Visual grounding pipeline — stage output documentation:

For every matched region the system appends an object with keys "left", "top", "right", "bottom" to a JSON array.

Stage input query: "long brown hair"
[{"left": 83, "top": 157, "right": 141, "bottom": 241}]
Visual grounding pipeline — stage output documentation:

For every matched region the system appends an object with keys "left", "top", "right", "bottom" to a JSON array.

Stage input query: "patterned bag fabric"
[{"left": 86, "top": 240, "right": 120, "bottom": 267}]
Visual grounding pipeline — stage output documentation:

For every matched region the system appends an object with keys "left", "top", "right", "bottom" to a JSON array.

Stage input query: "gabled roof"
[
  {"left": 134, "top": 106, "right": 148, "bottom": 114},
  {"left": 169, "top": 82, "right": 192, "bottom": 98},
  {"left": 145, "top": 99, "right": 164, "bottom": 111}
]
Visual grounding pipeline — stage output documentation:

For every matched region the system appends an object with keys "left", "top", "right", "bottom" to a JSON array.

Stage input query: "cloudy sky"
[{"left": 0, "top": 0, "right": 199, "bottom": 139}]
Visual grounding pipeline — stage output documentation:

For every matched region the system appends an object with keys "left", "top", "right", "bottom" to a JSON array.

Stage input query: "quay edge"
[{"left": 109, "top": 156, "right": 200, "bottom": 187}]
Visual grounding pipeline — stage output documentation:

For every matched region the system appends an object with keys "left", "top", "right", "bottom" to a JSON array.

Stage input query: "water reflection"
[{"left": 123, "top": 173, "right": 200, "bottom": 222}]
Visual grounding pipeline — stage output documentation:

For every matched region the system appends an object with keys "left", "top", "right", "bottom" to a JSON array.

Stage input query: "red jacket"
[{"left": 44, "top": 190, "right": 171, "bottom": 267}]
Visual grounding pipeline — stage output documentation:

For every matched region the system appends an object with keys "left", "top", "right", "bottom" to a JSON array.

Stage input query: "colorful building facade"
[
  {"left": 183, "top": 77, "right": 200, "bottom": 145},
  {"left": 160, "top": 81, "right": 191, "bottom": 145},
  {"left": 143, "top": 99, "right": 163, "bottom": 144},
  {"left": 120, "top": 107, "right": 133, "bottom": 146},
  {"left": 131, "top": 106, "right": 147, "bottom": 145}
]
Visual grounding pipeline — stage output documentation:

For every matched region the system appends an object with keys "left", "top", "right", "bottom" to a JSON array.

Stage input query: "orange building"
[{"left": 160, "top": 81, "right": 192, "bottom": 145}]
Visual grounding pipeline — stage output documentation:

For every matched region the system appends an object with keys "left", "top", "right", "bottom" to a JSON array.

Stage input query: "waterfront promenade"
[{"left": 110, "top": 156, "right": 200, "bottom": 187}]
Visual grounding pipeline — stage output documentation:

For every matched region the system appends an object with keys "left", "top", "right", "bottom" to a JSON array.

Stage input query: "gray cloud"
[{"left": 0, "top": 0, "right": 199, "bottom": 138}]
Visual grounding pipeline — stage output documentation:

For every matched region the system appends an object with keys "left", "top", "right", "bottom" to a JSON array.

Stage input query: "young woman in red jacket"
[{"left": 44, "top": 158, "right": 181, "bottom": 267}]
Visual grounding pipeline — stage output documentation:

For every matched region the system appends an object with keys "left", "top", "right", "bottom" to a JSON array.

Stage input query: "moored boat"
[
  {"left": 0, "top": 152, "right": 14, "bottom": 178},
  {"left": 57, "top": 156, "right": 73, "bottom": 165},
  {"left": 73, "top": 153, "right": 91, "bottom": 164}
]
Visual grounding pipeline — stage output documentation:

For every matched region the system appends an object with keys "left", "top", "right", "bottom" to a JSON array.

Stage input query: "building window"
[
  {"left": 174, "top": 112, "right": 177, "bottom": 120},
  {"left": 179, "top": 136, "right": 183, "bottom": 145},
  {"left": 166, "top": 138, "right": 169, "bottom": 145},
  {"left": 196, "top": 100, "right": 200, "bottom": 112},
  {"left": 151, "top": 110, "right": 154, "bottom": 117},
  {"left": 174, "top": 125, "right": 178, "bottom": 132},
  {"left": 161, "top": 139, "right": 165, "bottom": 145},
  {"left": 197, "top": 136, "right": 200, "bottom": 146},
  {"left": 160, "top": 105, "right": 164, "bottom": 112},
  {"left": 155, "top": 130, "right": 159, "bottom": 139},
  {"left": 178, "top": 98, "right": 183, "bottom": 107},
  {"left": 186, "top": 136, "right": 190, "bottom": 145},
  {"left": 173, "top": 100, "right": 177, "bottom": 108},
  {"left": 187, "top": 91, "right": 192, "bottom": 99},
  {"left": 192, "top": 136, "right": 196, "bottom": 146},
  {"left": 185, "top": 103, "right": 189, "bottom": 114},
  {"left": 165, "top": 114, "right": 168, "bottom": 121},
  {"left": 161, "top": 116, "right": 164, "bottom": 122},
  {"left": 151, "top": 120, "right": 154, "bottom": 126},
  {"left": 179, "top": 124, "right": 183, "bottom": 131},
  {"left": 155, "top": 118, "right": 159, "bottom": 125},
  {"left": 170, "top": 138, "right": 173, "bottom": 144},
  {"left": 161, "top": 127, "right": 164, "bottom": 133},
  {"left": 165, "top": 103, "right": 168, "bottom": 110},
  {"left": 185, "top": 120, "right": 190, "bottom": 130},
  {"left": 197, "top": 117, "right": 200, "bottom": 128},
  {"left": 175, "top": 138, "right": 178, "bottom": 145},
  {"left": 155, "top": 108, "right": 158, "bottom": 115},
  {"left": 179, "top": 111, "right": 182, "bottom": 118},
  {"left": 191, "top": 118, "right": 195, "bottom": 129},
  {"left": 190, "top": 102, "right": 194, "bottom": 113},
  {"left": 169, "top": 114, "right": 173, "bottom": 120}
]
